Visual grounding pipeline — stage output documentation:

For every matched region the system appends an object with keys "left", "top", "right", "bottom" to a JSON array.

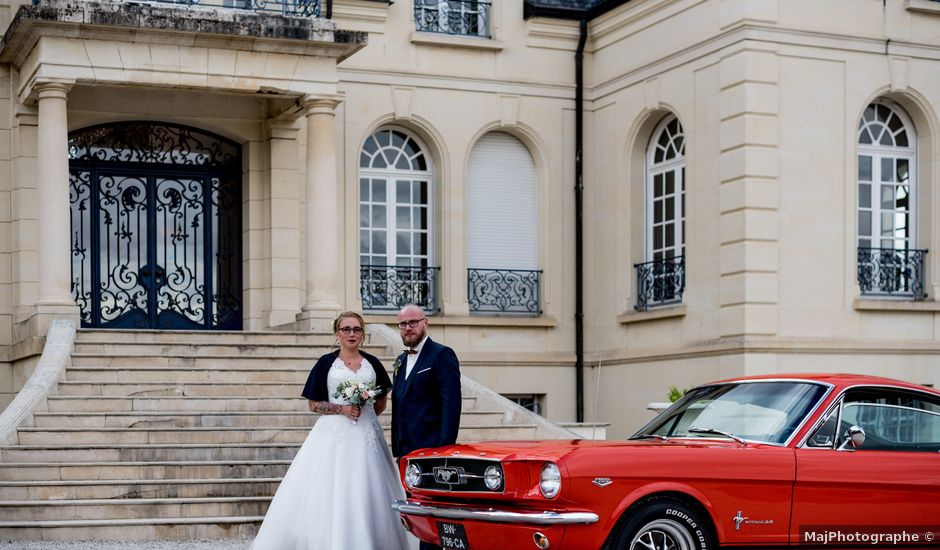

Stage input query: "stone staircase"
[{"left": 0, "top": 328, "right": 569, "bottom": 541}]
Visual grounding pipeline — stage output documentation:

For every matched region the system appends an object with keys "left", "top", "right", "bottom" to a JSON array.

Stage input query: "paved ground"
[{"left": 0, "top": 541, "right": 251, "bottom": 550}]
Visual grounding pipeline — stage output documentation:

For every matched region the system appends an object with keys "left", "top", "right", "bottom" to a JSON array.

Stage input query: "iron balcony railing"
[
  {"left": 634, "top": 256, "right": 685, "bottom": 311},
  {"left": 857, "top": 247, "right": 928, "bottom": 300},
  {"left": 360, "top": 265, "right": 440, "bottom": 313},
  {"left": 143, "top": 0, "right": 321, "bottom": 17},
  {"left": 414, "top": 0, "right": 491, "bottom": 37},
  {"left": 467, "top": 268, "right": 542, "bottom": 315}
]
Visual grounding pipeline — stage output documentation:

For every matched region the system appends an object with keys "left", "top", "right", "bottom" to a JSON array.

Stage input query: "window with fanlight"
[
  {"left": 635, "top": 115, "right": 686, "bottom": 310},
  {"left": 358, "top": 128, "right": 439, "bottom": 312},
  {"left": 856, "top": 100, "right": 926, "bottom": 300}
]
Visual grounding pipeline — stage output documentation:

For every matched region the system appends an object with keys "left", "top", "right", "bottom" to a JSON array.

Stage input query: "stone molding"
[{"left": 0, "top": 318, "right": 76, "bottom": 445}]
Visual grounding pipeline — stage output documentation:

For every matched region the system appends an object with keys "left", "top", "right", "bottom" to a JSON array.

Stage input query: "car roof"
[{"left": 707, "top": 372, "right": 937, "bottom": 395}]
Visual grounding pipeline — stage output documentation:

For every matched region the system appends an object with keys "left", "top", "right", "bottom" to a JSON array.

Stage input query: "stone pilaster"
[
  {"left": 263, "top": 121, "right": 302, "bottom": 329},
  {"left": 717, "top": 48, "right": 780, "bottom": 341}
]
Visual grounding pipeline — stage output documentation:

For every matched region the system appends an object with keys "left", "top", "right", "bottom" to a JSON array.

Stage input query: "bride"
[{"left": 252, "top": 311, "right": 412, "bottom": 550}]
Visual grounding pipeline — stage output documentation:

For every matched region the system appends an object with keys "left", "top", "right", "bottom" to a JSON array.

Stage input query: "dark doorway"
[{"left": 69, "top": 122, "right": 242, "bottom": 330}]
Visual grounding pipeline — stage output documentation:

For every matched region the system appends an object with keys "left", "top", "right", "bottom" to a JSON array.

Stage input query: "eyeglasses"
[
  {"left": 338, "top": 326, "right": 363, "bottom": 335},
  {"left": 397, "top": 318, "right": 426, "bottom": 330}
]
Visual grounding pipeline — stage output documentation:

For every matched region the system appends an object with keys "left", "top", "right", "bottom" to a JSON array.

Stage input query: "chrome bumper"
[{"left": 392, "top": 500, "right": 599, "bottom": 525}]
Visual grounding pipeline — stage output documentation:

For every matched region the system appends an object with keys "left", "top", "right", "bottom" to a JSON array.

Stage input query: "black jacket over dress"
[
  {"left": 301, "top": 350, "right": 392, "bottom": 402},
  {"left": 391, "top": 338, "right": 462, "bottom": 458}
]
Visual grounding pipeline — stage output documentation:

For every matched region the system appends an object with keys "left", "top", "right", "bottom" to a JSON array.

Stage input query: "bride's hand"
[{"left": 345, "top": 404, "right": 361, "bottom": 421}]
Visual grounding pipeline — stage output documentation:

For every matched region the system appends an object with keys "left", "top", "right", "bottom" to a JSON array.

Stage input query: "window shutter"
[{"left": 467, "top": 133, "right": 537, "bottom": 270}]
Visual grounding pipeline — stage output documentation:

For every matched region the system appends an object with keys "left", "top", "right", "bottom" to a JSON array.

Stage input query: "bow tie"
[{"left": 404, "top": 348, "right": 418, "bottom": 355}]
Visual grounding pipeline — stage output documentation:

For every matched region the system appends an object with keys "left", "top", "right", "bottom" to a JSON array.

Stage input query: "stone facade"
[{"left": 0, "top": 0, "right": 938, "bottom": 437}]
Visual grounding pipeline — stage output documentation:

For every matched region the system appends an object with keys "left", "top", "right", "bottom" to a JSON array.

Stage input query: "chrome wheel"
[
  {"left": 612, "top": 497, "right": 714, "bottom": 550},
  {"left": 630, "top": 518, "right": 696, "bottom": 550}
]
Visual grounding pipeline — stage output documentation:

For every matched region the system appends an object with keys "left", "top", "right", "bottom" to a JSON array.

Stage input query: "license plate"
[{"left": 437, "top": 521, "right": 469, "bottom": 550}]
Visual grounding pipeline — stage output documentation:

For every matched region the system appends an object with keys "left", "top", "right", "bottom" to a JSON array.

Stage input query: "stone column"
[
  {"left": 296, "top": 96, "right": 342, "bottom": 330},
  {"left": 35, "top": 82, "right": 73, "bottom": 306},
  {"left": 28, "top": 81, "right": 79, "bottom": 340}
]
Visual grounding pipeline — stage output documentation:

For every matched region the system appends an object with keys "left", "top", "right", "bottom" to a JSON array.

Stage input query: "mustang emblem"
[
  {"left": 433, "top": 466, "right": 465, "bottom": 485},
  {"left": 592, "top": 477, "right": 613, "bottom": 488},
  {"left": 733, "top": 511, "right": 773, "bottom": 530}
]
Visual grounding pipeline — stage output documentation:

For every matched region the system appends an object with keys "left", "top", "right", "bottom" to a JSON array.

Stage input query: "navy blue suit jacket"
[{"left": 391, "top": 338, "right": 461, "bottom": 458}]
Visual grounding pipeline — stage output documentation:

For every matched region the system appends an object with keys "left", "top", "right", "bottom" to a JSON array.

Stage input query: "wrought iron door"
[{"left": 69, "top": 122, "right": 242, "bottom": 330}]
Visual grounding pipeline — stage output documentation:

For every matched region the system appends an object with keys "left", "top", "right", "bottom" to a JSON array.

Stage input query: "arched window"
[
  {"left": 466, "top": 132, "right": 541, "bottom": 315},
  {"left": 856, "top": 101, "right": 925, "bottom": 299},
  {"left": 358, "top": 128, "right": 438, "bottom": 311},
  {"left": 636, "top": 115, "right": 686, "bottom": 310}
]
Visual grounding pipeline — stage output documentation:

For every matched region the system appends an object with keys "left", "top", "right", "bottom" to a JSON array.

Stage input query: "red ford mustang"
[{"left": 393, "top": 373, "right": 940, "bottom": 549}]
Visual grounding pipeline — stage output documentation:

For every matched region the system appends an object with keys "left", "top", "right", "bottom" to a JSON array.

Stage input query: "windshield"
[{"left": 633, "top": 381, "right": 828, "bottom": 445}]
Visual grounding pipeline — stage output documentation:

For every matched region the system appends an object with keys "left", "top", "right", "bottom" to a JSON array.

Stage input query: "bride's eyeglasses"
[{"left": 338, "top": 327, "right": 364, "bottom": 334}]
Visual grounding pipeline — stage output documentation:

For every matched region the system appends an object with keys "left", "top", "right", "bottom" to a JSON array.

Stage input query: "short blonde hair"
[{"left": 332, "top": 311, "right": 365, "bottom": 333}]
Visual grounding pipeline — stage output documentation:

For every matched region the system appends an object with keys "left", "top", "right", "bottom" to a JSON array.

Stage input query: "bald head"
[{"left": 397, "top": 304, "right": 428, "bottom": 348}]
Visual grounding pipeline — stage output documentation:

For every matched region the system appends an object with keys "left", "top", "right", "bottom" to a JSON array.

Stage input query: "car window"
[
  {"left": 806, "top": 407, "right": 839, "bottom": 448},
  {"left": 838, "top": 399, "right": 940, "bottom": 452},
  {"left": 636, "top": 381, "right": 828, "bottom": 445},
  {"left": 807, "top": 388, "right": 940, "bottom": 452}
]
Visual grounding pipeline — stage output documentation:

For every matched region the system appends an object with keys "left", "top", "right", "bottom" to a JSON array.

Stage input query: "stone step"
[
  {"left": 56, "top": 381, "right": 310, "bottom": 397},
  {"left": 0, "top": 460, "right": 291, "bottom": 482},
  {"left": 0, "top": 443, "right": 302, "bottom": 463},
  {"left": 0, "top": 477, "right": 280, "bottom": 500},
  {"left": 44, "top": 395, "right": 479, "bottom": 413},
  {"left": 76, "top": 329, "right": 336, "bottom": 345},
  {"left": 16, "top": 424, "right": 536, "bottom": 445},
  {"left": 0, "top": 516, "right": 261, "bottom": 541},
  {"left": 0, "top": 496, "right": 271, "bottom": 522},
  {"left": 65, "top": 367, "right": 319, "bottom": 384},
  {"left": 69, "top": 355, "right": 348, "bottom": 369},
  {"left": 71, "top": 342, "right": 388, "bottom": 357},
  {"left": 31, "top": 409, "right": 506, "bottom": 429}
]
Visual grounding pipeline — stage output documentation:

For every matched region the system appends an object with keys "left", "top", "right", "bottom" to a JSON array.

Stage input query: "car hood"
[{"left": 406, "top": 438, "right": 752, "bottom": 462}]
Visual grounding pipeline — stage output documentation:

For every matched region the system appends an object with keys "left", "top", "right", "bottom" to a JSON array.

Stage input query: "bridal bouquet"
[{"left": 333, "top": 381, "right": 381, "bottom": 423}]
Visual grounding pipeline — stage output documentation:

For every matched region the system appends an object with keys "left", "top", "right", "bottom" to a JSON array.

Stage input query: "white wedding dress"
[{"left": 252, "top": 358, "right": 413, "bottom": 550}]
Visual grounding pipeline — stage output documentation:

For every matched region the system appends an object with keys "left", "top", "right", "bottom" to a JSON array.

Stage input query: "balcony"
[
  {"left": 467, "top": 268, "right": 542, "bottom": 315},
  {"left": 634, "top": 256, "right": 685, "bottom": 311},
  {"left": 857, "top": 247, "right": 928, "bottom": 300},
  {"left": 360, "top": 265, "right": 440, "bottom": 313},
  {"left": 146, "top": 0, "right": 320, "bottom": 17},
  {"left": 414, "top": 0, "right": 491, "bottom": 37}
]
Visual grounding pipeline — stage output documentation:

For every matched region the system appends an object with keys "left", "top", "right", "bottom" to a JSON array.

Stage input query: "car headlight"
[
  {"left": 483, "top": 465, "right": 502, "bottom": 491},
  {"left": 405, "top": 462, "right": 422, "bottom": 488},
  {"left": 539, "top": 462, "right": 561, "bottom": 498}
]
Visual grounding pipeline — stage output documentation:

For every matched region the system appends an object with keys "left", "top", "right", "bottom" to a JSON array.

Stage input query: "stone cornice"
[{"left": 593, "top": 335, "right": 940, "bottom": 366}]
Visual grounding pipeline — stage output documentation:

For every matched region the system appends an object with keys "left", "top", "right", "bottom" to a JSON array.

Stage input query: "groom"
[
  {"left": 391, "top": 303, "right": 462, "bottom": 460},
  {"left": 392, "top": 304, "right": 462, "bottom": 550}
]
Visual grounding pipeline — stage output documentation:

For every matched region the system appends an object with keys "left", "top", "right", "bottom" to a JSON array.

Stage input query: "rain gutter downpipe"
[
  {"left": 574, "top": 18, "right": 587, "bottom": 423},
  {"left": 524, "top": 0, "right": 631, "bottom": 423}
]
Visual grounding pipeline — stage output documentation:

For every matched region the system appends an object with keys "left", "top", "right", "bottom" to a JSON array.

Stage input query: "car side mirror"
[{"left": 838, "top": 425, "right": 865, "bottom": 450}]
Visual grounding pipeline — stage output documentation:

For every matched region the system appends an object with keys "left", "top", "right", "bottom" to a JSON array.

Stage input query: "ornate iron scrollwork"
[
  {"left": 69, "top": 122, "right": 242, "bottom": 330},
  {"left": 467, "top": 269, "right": 541, "bottom": 315},
  {"left": 634, "top": 256, "right": 685, "bottom": 311},
  {"left": 360, "top": 265, "right": 440, "bottom": 313},
  {"left": 857, "top": 247, "right": 927, "bottom": 300},
  {"left": 126, "top": 0, "right": 321, "bottom": 17},
  {"left": 414, "top": 0, "right": 490, "bottom": 37}
]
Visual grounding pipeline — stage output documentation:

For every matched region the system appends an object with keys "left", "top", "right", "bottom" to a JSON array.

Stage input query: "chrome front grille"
[{"left": 408, "top": 457, "right": 503, "bottom": 492}]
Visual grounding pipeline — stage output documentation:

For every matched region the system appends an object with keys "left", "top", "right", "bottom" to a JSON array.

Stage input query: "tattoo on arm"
[{"left": 312, "top": 401, "right": 342, "bottom": 414}]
